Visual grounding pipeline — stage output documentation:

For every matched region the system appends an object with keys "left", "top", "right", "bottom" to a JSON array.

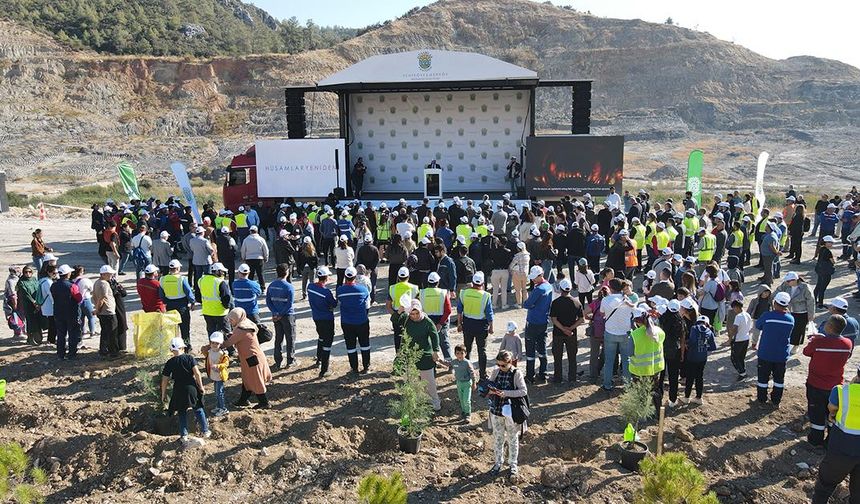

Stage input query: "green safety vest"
[
  {"left": 698, "top": 233, "right": 716, "bottom": 262},
  {"left": 417, "top": 224, "right": 433, "bottom": 242},
  {"left": 751, "top": 198, "right": 759, "bottom": 218},
  {"left": 377, "top": 222, "right": 391, "bottom": 241},
  {"left": 459, "top": 288, "right": 490, "bottom": 319},
  {"left": 835, "top": 384, "right": 860, "bottom": 436},
  {"left": 629, "top": 325, "right": 665, "bottom": 377},
  {"left": 666, "top": 226, "right": 679, "bottom": 243},
  {"left": 758, "top": 219, "right": 769, "bottom": 233},
  {"left": 476, "top": 224, "right": 489, "bottom": 238},
  {"left": 419, "top": 287, "right": 447, "bottom": 316},
  {"left": 730, "top": 229, "right": 744, "bottom": 249},
  {"left": 655, "top": 231, "right": 670, "bottom": 250},
  {"left": 779, "top": 225, "right": 789, "bottom": 246},
  {"left": 633, "top": 224, "right": 647, "bottom": 250},
  {"left": 683, "top": 217, "right": 698, "bottom": 237},
  {"left": 199, "top": 275, "right": 228, "bottom": 317},
  {"left": 389, "top": 281, "right": 419, "bottom": 306},
  {"left": 644, "top": 222, "right": 656, "bottom": 244},
  {"left": 222, "top": 217, "right": 235, "bottom": 230},
  {"left": 308, "top": 211, "right": 318, "bottom": 224},
  {"left": 456, "top": 224, "right": 473, "bottom": 247},
  {"left": 160, "top": 274, "right": 184, "bottom": 300},
  {"left": 235, "top": 213, "right": 248, "bottom": 228},
  {"left": 214, "top": 216, "right": 224, "bottom": 230}
]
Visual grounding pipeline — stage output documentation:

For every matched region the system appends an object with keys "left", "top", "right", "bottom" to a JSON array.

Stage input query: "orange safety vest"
[{"left": 624, "top": 245, "right": 638, "bottom": 268}]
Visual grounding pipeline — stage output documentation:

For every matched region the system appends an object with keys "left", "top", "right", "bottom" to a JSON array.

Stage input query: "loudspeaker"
[
  {"left": 285, "top": 90, "right": 307, "bottom": 139},
  {"left": 571, "top": 82, "right": 591, "bottom": 135}
]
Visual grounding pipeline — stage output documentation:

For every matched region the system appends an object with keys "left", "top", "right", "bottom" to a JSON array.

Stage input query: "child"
[
  {"left": 498, "top": 321, "right": 524, "bottom": 367},
  {"left": 205, "top": 332, "right": 230, "bottom": 417},
  {"left": 723, "top": 280, "right": 744, "bottom": 340},
  {"left": 642, "top": 270, "right": 656, "bottom": 296},
  {"left": 726, "top": 255, "right": 745, "bottom": 287},
  {"left": 682, "top": 315, "right": 717, "bottom": 405},
  {"left": 449, "top": 344, "right": 477, "bottom": 423},
  {"left": 599, "top": 268, "right": 615, "bottom": 289},
  {"left": 747, "top": 284, "right": 773, "bottom": 351},
  {"left": 161, "top": 337, "right": 211, "bottom": 442},
  {"left": 727, "top": 300, "right": 752, "bottom": 380},
  {"left": 355, "top": 264, "right": 373, "bottom": 310}
]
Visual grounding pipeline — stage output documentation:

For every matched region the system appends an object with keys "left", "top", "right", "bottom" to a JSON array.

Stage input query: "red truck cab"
[{"left": 223, "top": 145, "right": 258, "bottom": 211}]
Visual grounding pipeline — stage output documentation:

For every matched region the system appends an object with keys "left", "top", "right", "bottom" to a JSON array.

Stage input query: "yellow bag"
[{"left": 131, "top": 310, "right": 182, "bottom": 359}]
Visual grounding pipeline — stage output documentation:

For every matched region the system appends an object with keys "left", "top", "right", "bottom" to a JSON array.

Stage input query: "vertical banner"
[
  {"left": 170, "top": 161, "right": 201, "bottom": 224},
  {"left": 686, "top": 150, "right": 703, "bottom": 208},
  {"left": 754, "top": 151, "right": 769, "bottom": 220},
  {"left": 117, "top": 162, "right": 141, "bottom": 200}
]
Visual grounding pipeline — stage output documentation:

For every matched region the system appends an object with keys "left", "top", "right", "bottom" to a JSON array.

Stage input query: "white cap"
[
  {"left": 470, "top": 232, "right": 479, "bottom": 239},
  {"left": 661, "top": 247, "right": 673, "bottom": 256},
  {"left": 633, "top": 307, "right": 648, "bottom": 319},
  {"left": 487, "top": 224, "right": 495, "bottom": 232},
  {"left": 657, "top": 222, "right": 666, "bottom": 229},
  {"left": 220, "top": 226, "right": 230, "bottom": 234},
  {"left": 457, "top": 235, "right": 466, "bottom": 244},
  {"left": 774, "top": 292, "right": 791, "bottom": 306},
  {"left": 316, "top": 266, "right": 332, "bottom": 277},
  {"left": 209, "top": 332, "right": 224, "bottom": 344},
  {"left": 427, "top": 272, "right": 441, "bottom": 284},
  {"left": 590, "top": 224, "right": 599, "bottom": 231},
  {"left": 528, "top": 265, "right": 544, "bottom": 281},
  {"left": 718, "top": 201, "right": 729, "bottom": 207},
  {"left": 713, "top": 213, "right": 724, "bottom": 220},
  {"left": 43, "top": 253, "right": 57, "bottom": 262},
  {"left": 773, "top": 212, "right": 783, "bottom": 219},
  {"left": 672, "top": 254, "right": 683, "bottom": 262},
  {"left": 303, "top": 236, "right": 312, "bottom": 244},
  {"left": 460, "top": 216, "right": 468, "bottom": 223},
  {"left": 365, "top": 233, "right": 373, "bottom": 242},
  {"left": 279, "top": 230, "right": 288, "bottom": 238},
  {"left": 472, "top": 272, "right": 485, "bottom": 284},
  {"left": 339, "top": 234, "right": 349, "bottom": 242},
  {"left": 680, "top": 298, "right": 698, "bottom": 310},
  {"left": 823, "top": 235, "right": 836, "bottom": 243},
  {"left": 160, "top": 231, "right": 170, "bottom": 238},
  {"left": 344, "top": 266, "right": 357, "bottom": 278},
  {"left": 696, "top": 315, "right": 710, "bottom": 324},
  {"left": 279, "top": 216, "right": 287, "bottom": 223},
  {"left": 783, "top": 271, "right": 799, "bottom": 282},
  {"left": 646, "top": 270, "right": 656, "bottom": 279},
  {"left": 249, "top": 225, "right": 259, "bottom": 232},
  {"left": 237, "top": 263, "right": 251, "bottom": 274},
  {"left": 667, "top": 299, "right": 681, "bottom": 313},
  {"left": 144, "top": 264, "right": 158, "bottom": 274},
  {"left": 57, "top": 264, "right": 73, "bottom": 276},
  {"left": 512, "top": 230, "right": 520, "bottom": 237},
  {"left": 530, "top": 226, "right": 540, "bottom": 237},
  {"left": 420, "top": 237, "right": 431, "bottom": 245},
  {"left": 830, "top": 298, "right": 849, "bottom": 311},
  {"left": 238, "top": 206, "right": 245, "bottom": 211},
  {"left": 398, "top": 266, "right": 410, "bottom": 278},
  {"left": 168, "top": 259, "right": 182, "bottom": 269},
  {"left": 517, "top": 241, "right": 526, "bottom": 250},
  {"left": 195, "top": 227, "right": 205, "bottom": 234},
  {"left": 170, "top": 337, "right": 186, "bottom": 351},
  {"left": 743, "top": 215, "right": 751, "bottom": 222},
  {"left": 210, "top": 262, "right": 228, "bottom": 273},
  {"left": 559, "top": 278, "right": 572, "bottom": 291},
  {"left": 100, "top": 265, "right": 116, "bottom": 275},
  {"left": 685, "top": 208, "right": 696, "bottom": 215},
  {"left": 619, "top": 229, "right": 629, "bottom": 236},
  {"left": 506, "top": 321, "right": 518, "bottom": 333},
  {"left": 786, "top": 196, "right": 796, "bottom": 202},
  {"left": 828, "top": 203, "right": 838, "bottom": 209}
]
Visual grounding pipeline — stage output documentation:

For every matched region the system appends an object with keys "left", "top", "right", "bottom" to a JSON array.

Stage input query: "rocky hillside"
[{"left": 0, "top": 0, "right": 858, "bottom": 186}]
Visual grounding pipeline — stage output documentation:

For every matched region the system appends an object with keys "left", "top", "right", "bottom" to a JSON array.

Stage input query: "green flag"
[
  {"left": 686, "top": 150, "right": 703, "bottom": 208},
  {"left": 117, "top": 162, "right": 140, "bottom": 201}
]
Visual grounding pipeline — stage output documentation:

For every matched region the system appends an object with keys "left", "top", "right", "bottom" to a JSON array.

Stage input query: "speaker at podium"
[{"left": 424, "top": 161, "right": 442, "bottom": 199}]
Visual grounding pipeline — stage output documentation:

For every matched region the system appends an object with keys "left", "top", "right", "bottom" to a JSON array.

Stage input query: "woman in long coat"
[{"left": 223, "top": 307, "right": 272, "bottom": 409}]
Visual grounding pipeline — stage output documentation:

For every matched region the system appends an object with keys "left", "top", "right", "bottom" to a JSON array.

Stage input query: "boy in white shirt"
[{"left": 728, "top": 299, "right": 752, "bottom": 380}]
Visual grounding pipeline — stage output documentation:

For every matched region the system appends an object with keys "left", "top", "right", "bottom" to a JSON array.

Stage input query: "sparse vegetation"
[
  {"left": 8, "top": 181, "right": 223, "bottom": 208},
  {"left": 635, "top": 452, "right": 719, "bottom": 504},
  {"left": 357, "top": 472, "right": 407, "bottom": 504},
  {"left": 0, "top": 442, "right": 46, "bottom": 504}
]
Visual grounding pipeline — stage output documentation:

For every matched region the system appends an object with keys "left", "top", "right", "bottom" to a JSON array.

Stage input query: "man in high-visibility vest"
[
  {"left": 420, "top": 272, "right": 454, "bottom": 362},
  {"left": 682, "top": 209, "right": 698, "bottom": 257},
  {"left": 386, "top": 266, "right": 419, "bottom": 352},
  {"left": 457, "top": 272, "right": 494, "bottom": 379},
  {"left": 198, "top": 262, "right": 233, "bottom": 339},
  {"left": 811, "top": 363, "right": 860, "bottom": 503},
  {"left": 417, "top": 217, "right": 434, "bottom": 243},
  {"left": 651, "top": 222, "right": 671, "bottom": 259},
  {"left": 475, "top": 216, "right": 490, "bottom": 238},
  {"left": 630, "top": 217, "right": 647, "bottom": 273},
  {"left": 629, "top": 307, "right": 666, "bottom": 414},
  {"left": 696, "top": 227, "right": 716, "bottom": 269},
  {"left": 455, "top": 216, "right": 474, "bottom": 248},
  {"left": 158, "top": 259, "right": 195, "bottom": 350},
  {"left": 726, "top": 221, "right": 745, "bottom": 267},
  {"left": 235, "top": 205, "right": 250, "bottom": 243}
]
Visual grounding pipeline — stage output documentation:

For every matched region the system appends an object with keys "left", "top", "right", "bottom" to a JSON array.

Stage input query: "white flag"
[
  {"left": 170, "top": 161, "right": 202, "bottom": 224},
  {"left": 754, "top": 152, "right": 769, "bottom": 220}
]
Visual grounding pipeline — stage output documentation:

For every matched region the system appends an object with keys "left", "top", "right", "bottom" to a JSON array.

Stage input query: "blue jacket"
[
  {"left": 159, "top": 277, "right": 195, "bottom": 310},
  {"left": 585, "top": 233, "right": 605, "bottom": 257},
  {"left": 436, "top": 227, "right": 454, "bottom": 250},
  {"left": 436, "top": 255, "right": 457, "bottom": 291},
  {"left": 231, "top": 278, "right": 262, "bottom": 315},
  {"left": 755, "top": 310, "right": 795, "bottom": 362},
  {"left": 308, "top": 282, "right": 337, "bottom": 321},
  {"left": 337, "top": 282, "right": 370, "bottom": 324},
  {"left": 266, "top": 279, "right": 295, "bottom": 316},
  {"left": 523, "top": 280, "right": 553, "bottom": 324},
  {"left": 685, "top": 322, "right": 716, "bottom": 362},
  {"left": 819, "top": 212, "right": 839, "bottom": 236},
  {"left": 818, "top": 315, "right": 859, "bottom": 347},
  {"left": 245, "top": 209, "right": 260, "bottom": 228},
  {"left": 321, "top": 218, "right": 339, "bottom": 239},
  {"left": 337, "top": 219, "right": 355, "bottom": 239}
]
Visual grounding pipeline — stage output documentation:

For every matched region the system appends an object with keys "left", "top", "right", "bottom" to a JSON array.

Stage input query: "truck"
[{"left": 222, "top": 145, "right": 264, "bottom": 211}]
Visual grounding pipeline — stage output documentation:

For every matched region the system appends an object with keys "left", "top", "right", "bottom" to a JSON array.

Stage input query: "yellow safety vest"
[
  {"left": 666, "top": 226, "right": 679, "bottom": 243},
  {"left": 160, "top": 274, "right": 184, "bottom": 300},
  {"left": 629, "top": 325, "right": 665, "bottom": 376},
  {"left": 633, "top": 224, "right": 647, "bottom": 250},
  {"left": 835, "top": 384, "right": 860, "bottom": 436},
  {"left": 121, "top": 216, "right": 135, "bottom": 228},
  {"left": 199, "top": 275, "right": 228, "bottom": 317},
  {"left": 389, "top": 281, "right": 419, "bottom": 305},
  {"left": 417, "top": 224, "right": 433, "bottom": 242},
  {"left": 214, "top": 216, "right": 224, "bottom": 229},
  {"left": 779, "top": 225, "right": 789, "bottom": 246},
  {"left": 644, "top": 222, "right": 656, "bottom": 244},
  {"left": 459, "top": 288, "right": 490, "bottom": 319},
  {"left": 698, "top": 233, "right": 716, "bottom": 262},
  {"left": 456, "top": 224, "right": 473, "bottom": 247},
  {"left": 683, "top": 217, "right": 698, "bottom": 237},
  {"left": 222, "top": 217, "right": 235, "bottom": 230},
  {"left": 730, "top": 229, "right": 744, "bottom": 249},
  {"left": 758, "top": 219, "right": 768, "bottom": 233},
  {"left": 751, "top": 198, "right": 759, "bottom": 218},
  {"left": 476, "top": 224, "right": 489, "bottom": 238},
  {"left": 655, "top": 231, "right": 670, "bottom": 250},
  {"left": 419, "top": 287, "right": 447, "bottom": 316},
  {"left": 377, "top": 222, "right": 391, "bottom": 241},
  {"left": 235, "top": 213, "right": 248, "bottom": 228}
]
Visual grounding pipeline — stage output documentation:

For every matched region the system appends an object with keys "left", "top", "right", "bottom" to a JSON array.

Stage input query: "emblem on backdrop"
[{"left": 417, "top": 51, "right": 432, "bottom": 71}]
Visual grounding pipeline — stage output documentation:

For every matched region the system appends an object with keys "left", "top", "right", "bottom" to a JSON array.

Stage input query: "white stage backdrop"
[
  {"left": 349, "top": 90, "right": 531, "bottom": 193},
  {"left": 255, "top": 139, "right": 345, "bottom": 198}
]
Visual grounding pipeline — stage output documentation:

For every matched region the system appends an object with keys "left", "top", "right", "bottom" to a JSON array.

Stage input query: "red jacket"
[
  {"left": 137, "top": 278, "right": 166, "bottom": 313},
  {"left": 804, "top": 334, "right": 853, "bottom": 390}
]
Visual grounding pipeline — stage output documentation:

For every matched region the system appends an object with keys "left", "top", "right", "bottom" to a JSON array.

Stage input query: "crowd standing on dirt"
[{"left": 4, "top": 185, "right": 860, "bottom": 492}]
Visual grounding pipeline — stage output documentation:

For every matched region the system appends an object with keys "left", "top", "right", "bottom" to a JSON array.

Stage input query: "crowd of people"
[{"left": 3, "top": 184, "right": 860, "bottom": 494}]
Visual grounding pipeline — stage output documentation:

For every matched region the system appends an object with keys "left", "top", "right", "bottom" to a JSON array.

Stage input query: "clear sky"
[{"left": 249, "top": 0, "right": 860, "bottom": 68}]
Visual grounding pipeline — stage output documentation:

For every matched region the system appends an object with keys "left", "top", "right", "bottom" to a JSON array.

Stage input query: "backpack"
[
  {"left": 712, "top": 282, "right": 726, "bottom": 302},
  {"left": 132, "top": 236, "right": 151, "bottom": 270},
  {"left": 35, "top": 278, "right": 49, "bottom": 306}
]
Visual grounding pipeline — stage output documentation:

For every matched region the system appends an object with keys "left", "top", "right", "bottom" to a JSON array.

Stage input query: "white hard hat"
[
  {"left": 774, "top": 292, "right": 791, "bottom": 306},
  {"left": 57, "top": 264, "right": 73, "bottom": 276},
  {"left": 344, "top": 266, "right": 357, "bottom": 278},
  {"left": 316, "top": 266, "right": 332, "bottom": 277}
]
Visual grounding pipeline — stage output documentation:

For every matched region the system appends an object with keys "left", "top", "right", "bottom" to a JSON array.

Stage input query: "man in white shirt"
[
  {"left": 728, "top": 299, "right": 752, "bottom": 379},
  {"left": 130, "top": 225, "right": 153, "bottom": 279},
  {"left": 599, "top": 278, "right": 636, "bottom": 391},
  {"left": 241, "top": 225, "right": 270, "bottom": 290},
  {"left": 605, "top": 186, "right": 622, "bottom": 211}
]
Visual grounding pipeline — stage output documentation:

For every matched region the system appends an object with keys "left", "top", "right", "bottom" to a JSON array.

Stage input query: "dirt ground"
[{"left": 1, "top": 211, "right": 859, "bottom": 503}]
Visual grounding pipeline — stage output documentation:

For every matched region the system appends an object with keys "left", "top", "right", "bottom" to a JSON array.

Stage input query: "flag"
[
  {"left": 754, "top": 152, "right": 769, "bottom": 221},
  {"left": 686, "top": 150, "right": 704, "bottom": 208},
  {"left": 117, "top": 162, "right": 140, "bottom": 200},
  {"left": 170, "top": 161, "right": 202, "bottom": 224}
]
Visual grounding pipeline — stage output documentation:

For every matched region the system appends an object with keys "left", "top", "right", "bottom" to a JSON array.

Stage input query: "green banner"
[
  {"left": 117, "top": 162, "right": 140, "bottom": 201},
  {"left": 686, "top": 150, "right": 703, "bottom": 208}
]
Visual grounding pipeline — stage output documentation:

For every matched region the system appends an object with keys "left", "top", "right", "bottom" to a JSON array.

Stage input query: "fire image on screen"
[{"left": 527, "top": 136, "right": 623, "bottom": 196}]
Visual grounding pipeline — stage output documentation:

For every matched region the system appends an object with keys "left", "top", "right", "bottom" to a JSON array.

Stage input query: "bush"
[
  {"left": 0, "top": 442, "right": 46, "bottom": 504},
  {"left": 357, "top": 472, "right": 407, "bottom": 504},
  {"left": 388, "top": 332, "right": 433, "bottom": 438},
  {"left": 619, "top": 379, "right": 655, "bottom": 430},
  {"left": 635, "top": 452, "right": 719, "bottom": 504}
]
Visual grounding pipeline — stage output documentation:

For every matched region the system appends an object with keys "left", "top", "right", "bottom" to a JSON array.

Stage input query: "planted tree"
[
  {"left": 635, "top": 452, "right": 719, "bottom": 504},
  {"left": 620, "top": 378, "right": 656, "bottom": 436},
  {"left": 0, "top": 442, "right": 46, "bottom": 504},
  {"left": 357, "top": 472, "right": 407, "bottom": 504},
  {"left": 388, "top": 332, "right": 433, "bottom": 438},
  {"left": 135, "top": 361, "right": 167, "bottom": 412}
]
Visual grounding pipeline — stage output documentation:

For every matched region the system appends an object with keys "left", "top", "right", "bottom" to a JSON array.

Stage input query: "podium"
[{"left": 424, "top": 167, "right": 442, "bottom": 199}]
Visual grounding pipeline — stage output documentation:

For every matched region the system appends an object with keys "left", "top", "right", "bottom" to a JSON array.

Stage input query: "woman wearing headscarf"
[
  {"left": 223, "top": 307, "right": 272, "bottom": 409},
  {"left": 15, "top": 266, "right": 43, "bottom": 345},
  {"left": 402, "top": 299, "right": 441, "bottom": 411}
]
